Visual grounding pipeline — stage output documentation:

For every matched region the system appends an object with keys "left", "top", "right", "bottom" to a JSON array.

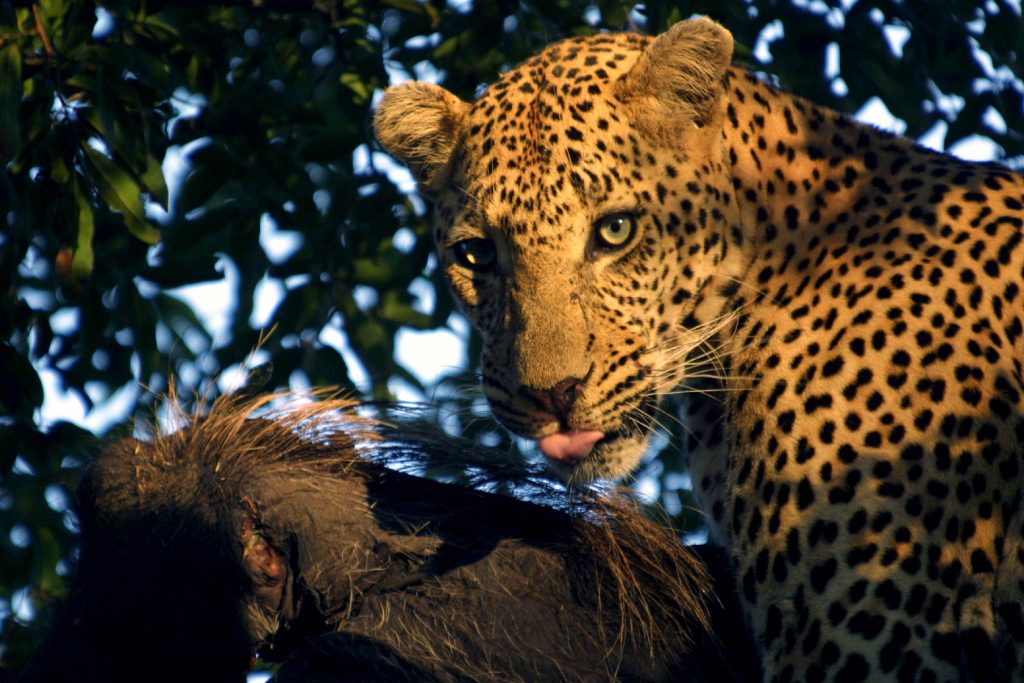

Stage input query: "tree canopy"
[{"left": 1, "top": 0, "right": 1021, "bottom": 669}]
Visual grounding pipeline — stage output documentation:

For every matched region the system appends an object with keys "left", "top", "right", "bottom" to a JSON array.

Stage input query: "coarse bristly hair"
[{"left": 91, "top": 389, "right": 718, "bottom": 663}]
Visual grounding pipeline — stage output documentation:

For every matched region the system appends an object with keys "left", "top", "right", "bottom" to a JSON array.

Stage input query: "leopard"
[{"left": 375, "top": 17, "right": 1024, "bottom": 682}]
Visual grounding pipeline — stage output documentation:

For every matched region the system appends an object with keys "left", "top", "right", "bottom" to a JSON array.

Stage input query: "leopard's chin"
[
  {"left": 547, "top": 430, "right": 654, "bottom": 483},
  {"left": 541, "top": 392, "right": 661, "bottom": 483}
]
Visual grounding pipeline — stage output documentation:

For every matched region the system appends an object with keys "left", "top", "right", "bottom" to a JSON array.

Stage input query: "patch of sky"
[
  {"left": 352, "top": 285, "right": 379, "bottom": 311},
  {"left": 352, "top": 142, "right": 371, "bottom": 175},
  {"left": 393, "top": 227, "right": 417, "bottom": 254},
  {"left": 752, "top": 20, "right": 784, "bottom": 63},
  {"left": 9, "top": 525, "right": 30, "bottom": 549},
  {"left": 226, "top": 57, "right": 243, "bottom": 85},
  {"left": 662, "top": 472, "right": 693, "bottom": 506},
  {"left": 925, "top": 80, "right": 965, "bottom": 120},
  {"left": 394, "top": 323, "right": 467, "bottom": 394},
  {"left": 45, "top": 485, "right": 70, "bottom": 514},
  {"left": 259, "top": 213, "right": 302, "bottom": 265},
  {"left": 982, "top": 106, "right": 1007, "bottom": 135},
  {"left": 300, "top": 29, "right": 319, "bottom": 49},
  {"left": 306, "top": 162, "right": 328, "bottom": 186},
  {"left": 312, "top": 46, "right": 335, "bottom": 69},
  {"left": 365, "top": 22, "right": 383, "bottom": 44},
  {"left": 632, "top": 444, "right": 666, "bottom": 507},
  {"left": 93, "top": 7, "right": 115, "bottom": 38},
  {"left": 969, "top": 37, "right": 1024, "bottom": 93},
  {"left": 314, "top": 187, "right": 333, "bottom": 209},
  {"left": 823, "top": 6, "right": 845, "bottom": 29},
  {"left": 824, "top": 42, "right": 848, "bottom": 97},
  {"left": 215, "top": 349, "right": 273, "bottom": 396},
  {"left": 165, "top": 256, "right": 239, "bottom": 348},
  {"left": 249, "top": 273, "right": 290, "bottom": 329},
  {"left": 854, "top": 82, "right": 998, "bottom": 165},
  {"left": 405, "top": 32, "right": 441, "bottom": 50},
  {"left": 320, "top": 315, "right": 371, "bottom": 392},
  {"left": 854, "top": 96, "right": 906, "bottom": 135},
  {"left": 35, "top": 327, "right": 141, "bottom": 433},
  {"left": 387, "top": 375, "right": 425, "bottom": 402},
  {"left": 882, "top": 24, "right": 909, "bottom": 58},
  {"left": 133, "top": 275, "right": 161, "bottom": 300},
  {"left": 447, "top": 0, "right": 473, "bottom": 13},
  {"left": 948, "top": 135, "right": 1002, "bottom": 162},
  {"left": 413, "top": 60, "right": 446, "bottom": 84},
  {"left": 379, "top": 11, "right": 402, "bottom": 40},
  {"left": 788, "top": 0, "right": 830, "bottom": 14},
  {"left": 18, "top": 289, "right": 54, "bottom": 316},
  {"left": 11, "top": 588, "right": 34, "bottom": 622},
  {"left": 379, "top": 153, "right": 423, "bottom": 204},
  {"left": 158, "top": 137, "right": 209, "bottom": 222},
  {"left": 84, "top": 138, "right": 111, "bottom": 163},
  {"left": 965, "top": 14, "right": 986, "bottom": 35},
  {"left": 825, "top": 42, "right": 840, "bottom": 79}
]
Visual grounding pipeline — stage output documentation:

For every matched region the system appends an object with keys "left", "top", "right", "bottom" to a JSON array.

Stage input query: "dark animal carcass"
[{"left": 20, "top": 396, "right": 757, "bottom": 682}]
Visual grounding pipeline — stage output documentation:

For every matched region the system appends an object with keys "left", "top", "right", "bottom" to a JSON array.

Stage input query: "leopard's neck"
[
  {"left": 718, "top": 67, "right": 1020, "bottom": 308},
  {"left": 724, "top": 68, "right": 925, "bottom": 256}
]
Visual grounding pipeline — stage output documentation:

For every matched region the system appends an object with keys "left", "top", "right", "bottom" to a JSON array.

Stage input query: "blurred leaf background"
[{"left": 1, "top": 0, "right": 1021, "bottom": 670}]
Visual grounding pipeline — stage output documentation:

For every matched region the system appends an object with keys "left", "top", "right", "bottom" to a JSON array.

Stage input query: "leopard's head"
[{"left": 376, "top": 18, "right": 744, "bottom": 481}]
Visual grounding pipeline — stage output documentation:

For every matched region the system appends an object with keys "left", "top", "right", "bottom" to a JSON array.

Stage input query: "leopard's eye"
[
  {"left": 452, "top": 238, "right": 497, "bottom": 271},
  {"left": 593, "top": 213, "right": 637, "bottom": 251}
]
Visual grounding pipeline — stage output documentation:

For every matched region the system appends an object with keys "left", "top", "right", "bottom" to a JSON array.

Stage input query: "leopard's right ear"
[
  {"left": 615, "top": 18, "right": 733, "bottom": 146},
  {"left": 374, "top": 82, "right": 469, "bottom": 197}
]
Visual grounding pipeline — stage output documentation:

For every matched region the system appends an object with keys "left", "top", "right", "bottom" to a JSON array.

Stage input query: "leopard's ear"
[
  {"left": 374, "top": 82, "right": 469, "bottom": 197},
  {"left": 615, "top": 17, "right": 733, "bottom": 142}
]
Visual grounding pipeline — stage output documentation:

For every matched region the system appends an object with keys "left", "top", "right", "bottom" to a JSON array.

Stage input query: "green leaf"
[
  {"left": 39, "top": 0, "right": 71, "bottom": 25},
  {"left": 72, "top": 176, "right": 95, "bottom": 280},
  {"left": 354, "top": 318, "right": 387, "bottom": 353},
  {"left": 0, "top": 43, "right": 22, "bottom": 161},
  {"left": 434, "top": 36, "right": 459, "bottom": 59},
  {"left": 51, "top": 154, "right": 70, "bottom": 184},
  {"left": 339, "top": 72, "right": 371, "bottom": 104},
  {"left": 141, "top": 153, "right": 169, "bottom": 208},
  {"left": 141, "top": 12, "right": 182, "bottom": 39},
  {"left": 379, "top": 290, "right": 431, "bottom": 328},
  {"left": 35, "top": 526, "right": 66, "bottom": 596},
  {"left": 83, "top": 143, "right": 161, "bottom": 244},
  {"left": 382, "top": 0, "right": 441, "bottom": 24},
  {"left": 38, "top": 0, "right": 71, "bottom": 50}
]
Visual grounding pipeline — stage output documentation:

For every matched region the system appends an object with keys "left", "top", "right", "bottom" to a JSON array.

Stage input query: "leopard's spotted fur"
[{"left": 376, "top": 18, "right": 1024, "bottom": 682}]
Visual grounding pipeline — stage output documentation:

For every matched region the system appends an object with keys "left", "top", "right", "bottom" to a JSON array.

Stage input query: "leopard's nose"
[{"left": 519, "top": 376, "right": 585, "bottom": 422}]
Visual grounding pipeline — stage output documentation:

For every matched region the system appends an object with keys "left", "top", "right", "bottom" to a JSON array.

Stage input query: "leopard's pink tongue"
[{"left": 538, "top": 430, "right": 605, "bottom": 463}]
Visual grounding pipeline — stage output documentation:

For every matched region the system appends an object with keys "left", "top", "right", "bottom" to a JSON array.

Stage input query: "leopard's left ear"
[
  {"left": 615, "top": 17, "right": 733, "bottom": 141},
  {"left": 374, "top": 82, "right": 470, "bottom": 197}
]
